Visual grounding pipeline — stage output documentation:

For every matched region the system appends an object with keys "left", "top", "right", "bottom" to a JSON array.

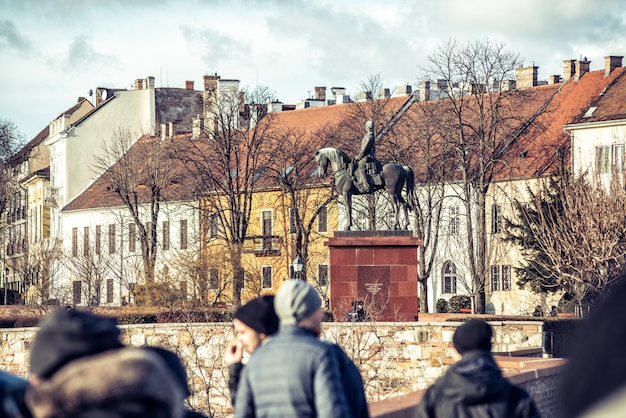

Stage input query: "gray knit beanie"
[{"left": 274, "top": 280, "right": 321, "bottom": 326}]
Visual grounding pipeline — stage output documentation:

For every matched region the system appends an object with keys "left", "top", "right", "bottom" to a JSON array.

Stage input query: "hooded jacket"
[
  {"left": 26, "top": 348, "right": 187, "bottom": 418},
  {"left": 415, "top": 351, "right": 541, "bottom": 418}
]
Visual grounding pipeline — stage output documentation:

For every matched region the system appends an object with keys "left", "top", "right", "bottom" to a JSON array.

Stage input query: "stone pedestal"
[{"left": 326, "top": 231, "right": 422, "bottom": 322}]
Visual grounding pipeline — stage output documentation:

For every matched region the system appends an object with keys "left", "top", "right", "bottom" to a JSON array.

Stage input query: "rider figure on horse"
[{"left": 353, "top": 120, "right": 381, "bottom": 194}]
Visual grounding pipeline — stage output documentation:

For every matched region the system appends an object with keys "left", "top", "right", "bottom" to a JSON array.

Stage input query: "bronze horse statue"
[{"left": 315, "top": 147, "right": 416, "bottom": 230}]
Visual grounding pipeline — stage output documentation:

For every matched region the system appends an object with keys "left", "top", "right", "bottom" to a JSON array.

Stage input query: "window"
[
  {"left": 72, "top": 227, "right": 78, "bottom": 257},
  {"left": 83, "top": 227, "right": 90, "bottom": 256},
  {"left": 442, "top": 261, "right": 457, "bottom": 294},
  {"left": 73, "top": 281, "right": 82, "bottom": 305},
  {"left": 502, "top": 265, "right": 511, "bottom": 291},
  {"left": 289, "top": 207, "right": 297, "bottom": 234},
  {"left": 262, "top": 266, "right": 273, "bottom": 289},
  {"left": 209, "top": 268, "right": 219, "bottom": 289},
  {"left": 162, "top": 221, "right": 170, "bottom": 251},
  {"left": 108, "top": 224, "right": 116, "bottom": 254},
  {"left": 318, "top": 264, "right": 329, "bottom": 286},
  {"left": 129, "top": 223, "right": 136, "bottom": 253},
  {"left": 491, "top": 204, "right": 501, "bottom": 234},
  {"left": 106, "top": 279, "right": 114, "bottom": 303},
  {"left": 262, "top": 210, "right": 273, "bottom": 250},
  {"left": 209, "top": 213, "right": 219, "bottom": 238},
  {"left": 318, "top": 206, "right": 328, "bottom": 233},
  {"left": 241, "top": 268, "right": 246, "bottom": 290},
  {"left": 95, "top": 225, "right": 101, "bottom": 255},
  {"left": 180, "top": 220, "right": 188, "bottom": 250},
  {"left": 449, "top": 206, "right": 459, "bottom": 235},
  {"left": 491, "top": 265, "right": 500, "bottom": 291},
  {"left": 596, "top": 146, "right": 611, "bottom": 174},
  {"left": 180, "top": 280, "right": 187, "bottom": 299},
  {"left": 614, "top": 144, "right": 625, "bottom": 173}
]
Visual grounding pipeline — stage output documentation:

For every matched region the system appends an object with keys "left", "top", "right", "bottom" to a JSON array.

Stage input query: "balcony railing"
[{"left": 243, "top": 235, "right": 282, "bottom": 257}]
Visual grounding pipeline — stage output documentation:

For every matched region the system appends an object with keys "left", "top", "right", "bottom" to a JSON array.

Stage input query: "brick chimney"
[
  {"left": 203, "top": 74, "right": 220, "bottom": 116},
  {"left": 547, "top": 75, "right": 562, "bottom": 84},
  {"left": 314, "top": 86, "right": 326, "bottom": 101},
  {"left": 563, "top": 60, "right": 576, "bottom": 82},
  {"left": 134, "top": 79, "right": 144, "bottom": 90},
  {"left": 515, "top": 66, "right": 538, "bottom": 89},
  {"left": 419, "top": 81, "right": 430, "bottom": 101},
  {"left": 575, "top": 58, "right": 591, "bottom": 79},
  {"left": 185, "top": 80, "right": 195, "bottom": 90},
  {"left": 605, "top": 55, "right": 623, "bottom": 75},
  {"left": 146, "top": 76, "right": 155, "bottom": 89}
]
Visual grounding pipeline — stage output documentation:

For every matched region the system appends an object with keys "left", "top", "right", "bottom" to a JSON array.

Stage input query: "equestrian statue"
[{"left": 315, "top": 120, "right": 416, "bottom": 231}]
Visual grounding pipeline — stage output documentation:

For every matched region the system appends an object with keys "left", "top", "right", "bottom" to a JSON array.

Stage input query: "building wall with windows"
[
  {"left": 202, "top": 186, "right": 337, "bottom": 305},
  {"left": 569, "top": 120, "right": 626, "bottom": 178},
  {"left": 425, "top": 179, "right": 562, "bottom": 316},
  {"left": 54, "top": 201, "right": 199, "bottom": 306}
]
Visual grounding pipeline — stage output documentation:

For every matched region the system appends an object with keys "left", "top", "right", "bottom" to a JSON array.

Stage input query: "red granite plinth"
[{"left": 326, "top": 231, "right": 422, "bottom": 322}]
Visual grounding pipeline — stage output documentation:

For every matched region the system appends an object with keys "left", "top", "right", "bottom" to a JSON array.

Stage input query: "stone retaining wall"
[{"left": 0, "top": 321, "right": 547, "bottom": 417}]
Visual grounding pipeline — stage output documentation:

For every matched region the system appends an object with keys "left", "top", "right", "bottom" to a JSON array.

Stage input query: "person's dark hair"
[
  {"left": 29, "top": 309, "right": 123, "bottom": 379},
  {"left": 452, "top": 319, "right": 493, "bottom": 354}
]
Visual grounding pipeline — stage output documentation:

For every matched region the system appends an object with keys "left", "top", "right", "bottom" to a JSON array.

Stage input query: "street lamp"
[{"left": 292, "top": 254, "right": 304, "bottom": 280}]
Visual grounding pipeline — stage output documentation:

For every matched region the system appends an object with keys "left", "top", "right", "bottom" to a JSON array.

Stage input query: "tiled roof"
[
  {"left": 569, "top": 68, "right": 626, "bottom": 124},
  {"left": 64, "top": 67, "right": 626, "bottom": 211},
  {"left": 63, "top": 134, "right": 200, "bottom": 211}
]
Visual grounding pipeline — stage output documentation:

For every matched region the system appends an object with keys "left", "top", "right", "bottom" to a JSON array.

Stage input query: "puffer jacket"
[
  {"left": 415, "top": 351, "right": 541, "bottom": 418},
  {"left": 234, "top": 325, "right": 351, "bottom": 418}
]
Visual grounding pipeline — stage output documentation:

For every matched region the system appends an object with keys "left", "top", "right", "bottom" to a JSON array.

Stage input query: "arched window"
[{"left": 442, "top": 261, "right": 457, "bottom": 294}]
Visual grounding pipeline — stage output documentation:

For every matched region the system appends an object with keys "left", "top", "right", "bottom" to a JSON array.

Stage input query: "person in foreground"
[
  {"left": 558, "top": 279, "right": 626, "bottom": 417},
  {"left": 415, "top": 319, "right": 541, "bottom": 418},
  {"left": 25, "top": 308, "right": 205, "bottom": 418},
  {"left": 234, "top": 280, "right": 368, "bottom": 418},
  {"left": 223, "top": 295, "right": 279, "bottom": 406}
]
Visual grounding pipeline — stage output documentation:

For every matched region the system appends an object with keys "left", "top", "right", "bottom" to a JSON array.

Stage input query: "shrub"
[
  {"left": 448, "top": 295, "right": 471, "bottom": 313},
  {"left": 436, "top": 298, "right": 448, "bottom": 313}
]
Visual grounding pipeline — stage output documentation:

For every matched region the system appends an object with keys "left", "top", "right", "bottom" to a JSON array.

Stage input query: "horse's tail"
[{"left": 403, "top": 166, "right": 417, "bottom": 211}]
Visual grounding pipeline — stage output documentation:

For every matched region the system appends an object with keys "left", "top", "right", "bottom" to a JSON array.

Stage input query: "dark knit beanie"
[
  {"left": 452, "top": 319, "right": 493, "bottom": 354},
  {"left": 30, "top": 309, "right": 123, "bottom": 379},
  {"left": 144, "top": 346, "right": 191, "bottom": 397},
  {"left": 234, "top": 295, "right": 279, "bottom": 336}
]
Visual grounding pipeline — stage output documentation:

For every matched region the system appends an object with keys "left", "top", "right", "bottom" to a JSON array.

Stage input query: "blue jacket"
[{"left": 234, "top": 325, "right": 352, "bottom": 418}]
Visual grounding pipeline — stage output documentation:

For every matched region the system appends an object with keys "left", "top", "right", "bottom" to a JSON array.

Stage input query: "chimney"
[
  {"left": 185, "top": 80, "right": 195, "bottom": 90},
  {"left": 192, "top": 115, "right": 205, "bottom": 138},
  {"left": 605, "top": 55, "right": 623, "bottom": 76},
  {"left": 563, "top": 59, "right": 576, "bottom": 81},
  {"left": 515, "top": 66, "right": 538, "bottom": 89},
  {"left": 203, "top": 74, "right": 220, "bottom": 116},
  {"left": 548, "top": 75, "right": 562, "bottom": 84},
  {"left": 379, "top": 88, "right": 391, "bottom": 99},
  {"left": 419, "top": 81, "right": 430, "bottom": 101},
  {"left": 77, "top": 96, "right": 85, "bottom": 103},
  {"left": 168, "top": 122, "right": 174, "bottom": 139},
  {"left": 134, "top": 79, "right": 144, "bottom": 90},
  {"left": 575, "top": 58, "right": 591, "bottom": 79},
  {"left": 161, "top": 123, "right": 167, "bottom": 141},
  {"left": 331, "top": 87, "right": 346, "bottom": 97},
  {"left": 314, "top": 86, "right": 326, "bottom": 101},
  {"left": 146, "top": 76, "right": 155, "bottom": 89}
]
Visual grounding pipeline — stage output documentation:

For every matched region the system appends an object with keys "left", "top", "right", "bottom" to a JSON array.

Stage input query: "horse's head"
[{"left": 315, "top": 150, "right": 328, "bottom": 177}]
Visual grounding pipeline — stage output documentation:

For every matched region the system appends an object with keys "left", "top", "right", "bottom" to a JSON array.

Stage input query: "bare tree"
[
  {"left": 175, "top": 87, "right": 277, "bottom": 307},
  {"left": 419, "top": 39, "right": 528, "bottom": 313},
  {"left": 505, "top": 172, "right": 626, "bottom": 314},
  {"left": 94, "top": 128, "right": 176, "bottom": 301},
  {"left": 264, "top": 126, "right": 335, "bottom": 287}
]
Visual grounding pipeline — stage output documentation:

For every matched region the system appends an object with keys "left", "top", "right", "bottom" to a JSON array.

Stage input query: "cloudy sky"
[{"left": 1, "top": 0, "right": 625, "bottom": 139}]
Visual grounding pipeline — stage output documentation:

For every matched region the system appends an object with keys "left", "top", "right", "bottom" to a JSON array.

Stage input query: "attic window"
[
  {"left": 518, "top": 150, "right": 528, "bottom": 160},
  {"left": 583, "top": 107, "right": 597, "bottom": 118}
]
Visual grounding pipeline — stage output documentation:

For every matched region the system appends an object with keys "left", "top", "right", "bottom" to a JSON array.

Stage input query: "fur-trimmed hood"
[{"left": 27, "top": 348, "right": 186, "bottom": 418}]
